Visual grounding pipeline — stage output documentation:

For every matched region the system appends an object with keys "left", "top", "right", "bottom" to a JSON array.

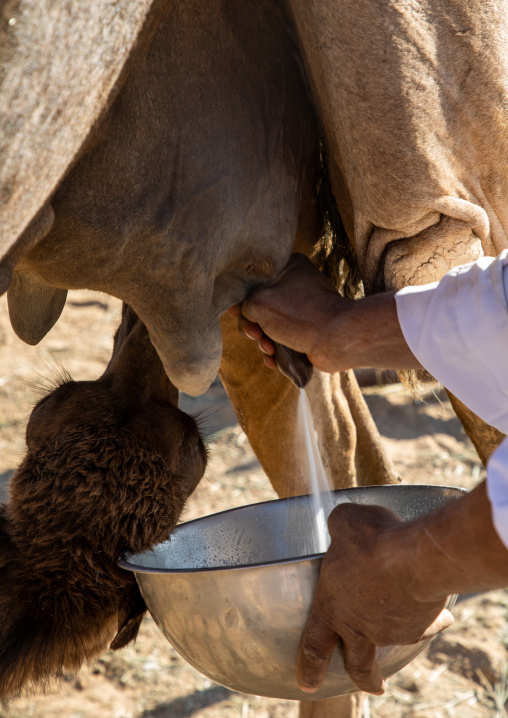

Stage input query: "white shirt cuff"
[
  {"left": 395, "top": 251, "right": 508, "bottom": 434},
  {"left": 487, "top": 437, "right": 508, "bottom": 549}
]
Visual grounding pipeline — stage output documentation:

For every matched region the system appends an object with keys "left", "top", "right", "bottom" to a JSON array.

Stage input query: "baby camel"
[{"left": 0, "top": 304, "right": 207, "bottom": 697}]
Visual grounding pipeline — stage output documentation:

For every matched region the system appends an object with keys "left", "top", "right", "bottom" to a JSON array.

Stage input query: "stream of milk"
[{"left": 297, "top": 388, "right": 334, "bottom": 554}]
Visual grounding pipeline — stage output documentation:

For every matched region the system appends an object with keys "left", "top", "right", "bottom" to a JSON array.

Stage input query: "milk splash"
[{"left": 297, "top": 388, "right": 334, "bottom": 554}]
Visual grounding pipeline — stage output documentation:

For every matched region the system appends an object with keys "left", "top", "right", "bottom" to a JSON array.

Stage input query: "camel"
[
  {"left": 2, "top": 2, "right": 506, "bottom": 716},
  {"left": 0, "top": 2, "right": 396, "bottom": 716}
]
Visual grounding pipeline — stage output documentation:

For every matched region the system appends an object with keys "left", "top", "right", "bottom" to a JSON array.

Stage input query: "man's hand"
[
  {"left": 229, "top": 253, "right": 423, "bottom": 374},
  {"left": 296, "top": 503, "right": 453, "bottom": 695},
  {"left": 297, "top": 481, "right": 508, "bottom": 694},
  {"left": 229, "top": 254, "right": 350, "bottom": 373}
]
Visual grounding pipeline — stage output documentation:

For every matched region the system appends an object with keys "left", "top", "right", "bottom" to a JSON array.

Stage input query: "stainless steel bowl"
[{"left": 119, "top": 485, "right": 463, "bottom": 700}]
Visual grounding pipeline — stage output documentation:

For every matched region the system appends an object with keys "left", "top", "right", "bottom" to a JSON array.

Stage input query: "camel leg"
[
  {"left": 299, "top": 694, "right": 366, "bottom": 718},
  {"left": 220, "top": 311, "right": 313, "bottom": 498},
  {"left": 220, "top": 313, "right": 397, "bottom": 497},
  {"left": 306, "top": 369, "right": 399, "bottom": 488}
]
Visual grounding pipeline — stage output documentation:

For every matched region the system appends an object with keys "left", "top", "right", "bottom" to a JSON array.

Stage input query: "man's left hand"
[{"left": 296, "top": 503, "right": 453, "bottom": 695}]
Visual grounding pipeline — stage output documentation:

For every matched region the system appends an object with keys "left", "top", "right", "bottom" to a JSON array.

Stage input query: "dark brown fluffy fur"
[{"left": 0, "top": 306, "right": 206, "bottom": 697}]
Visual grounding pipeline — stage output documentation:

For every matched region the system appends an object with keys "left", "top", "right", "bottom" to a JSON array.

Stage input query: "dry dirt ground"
[{"left": 0, "top": 291, "right": 507, "bottom": 718}]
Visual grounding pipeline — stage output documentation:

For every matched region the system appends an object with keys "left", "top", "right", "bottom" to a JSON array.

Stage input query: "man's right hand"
[
  {"left": 229, "top": 254, "right": 352, "bottom": 372},
  {"left": 229, "top": 252, "right": 423, "bottom": 374}
]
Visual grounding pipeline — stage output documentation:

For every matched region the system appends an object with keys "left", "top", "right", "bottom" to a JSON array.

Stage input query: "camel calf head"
[{"left": 0, "top": 305, "right": 207, "bottom": 697}]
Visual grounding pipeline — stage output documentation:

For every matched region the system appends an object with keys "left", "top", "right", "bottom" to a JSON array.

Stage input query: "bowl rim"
[{"left": 118, "top": 483, "right": 466, "bottom": 575}]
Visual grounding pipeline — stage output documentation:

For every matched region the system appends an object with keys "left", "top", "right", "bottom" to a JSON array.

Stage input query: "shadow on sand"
[{"left": 139, "top": 685, "right": 234, "bottom": 718}]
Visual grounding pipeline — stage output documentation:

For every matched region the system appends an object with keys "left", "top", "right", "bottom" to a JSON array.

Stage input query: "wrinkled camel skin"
[
  {"left": 285, "top": 0, "right": 506, "bottom": 473},
  {"left": 284, "top": 0, "right": 508, "bottom": 290},
  {"left": 0, "top": 304, "right": 207, "bottom": 697},
  {"left": 0, "top": 2, "right": 397, "bottom": 714}
]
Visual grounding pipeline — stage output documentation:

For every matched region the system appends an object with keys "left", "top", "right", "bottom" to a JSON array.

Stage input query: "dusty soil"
[{"left": 0, "top": 291, "right": 507, "bottom": 718}]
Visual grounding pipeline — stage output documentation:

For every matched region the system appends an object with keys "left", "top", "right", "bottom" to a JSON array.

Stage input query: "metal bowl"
[{"left": 119, "top": 484, "right": 463, "bottom": 700}]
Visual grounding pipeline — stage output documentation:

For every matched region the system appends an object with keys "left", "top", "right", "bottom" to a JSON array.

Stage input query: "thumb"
[{"left": 296, "top": 610, "right": 339, "bottom": 693}]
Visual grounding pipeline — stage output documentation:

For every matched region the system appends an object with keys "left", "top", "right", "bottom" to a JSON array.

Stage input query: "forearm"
[
  {"left": 387, "top": 481, "right": 508, "bottom": 603},
  {"left": 309, "top": 291, "right": 423, "bottom": 373}
]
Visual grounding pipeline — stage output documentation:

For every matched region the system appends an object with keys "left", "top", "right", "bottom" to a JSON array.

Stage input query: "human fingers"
[
  {"left": 235, "top": 313, "right": 275, "bottom": 355},
  {"left": 341, "top": 625, "right": 385, "bottom": 695},
  {"left": 231, "top": 307, "right": 275, "bottom": 356},
  {"left": 296, "top": 610, "right": 339, "bottom": 693},
  {"left": 420, "top": 609, "right": 454, "bottom": 640},
  {"left": 263, "top": 355, "right": 277, "bottom": 369},
  {"left": 258, "top": 334, "right": 275, "bottom": 356},
  {"left": 237, "top": 315, "right": 264, "bottom": 341}
]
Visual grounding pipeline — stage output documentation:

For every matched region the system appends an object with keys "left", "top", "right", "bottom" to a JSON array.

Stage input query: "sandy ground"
[{"left": 0, "top": 291, "right": 507, "bottom": 718}]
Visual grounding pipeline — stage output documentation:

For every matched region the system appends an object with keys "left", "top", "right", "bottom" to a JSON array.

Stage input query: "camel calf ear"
[
  {"left": 110, "top": 613, "right": 145, "bottom": 651},
  {"left": 110, "top": 587, "right": 147, "bottom": 651}
]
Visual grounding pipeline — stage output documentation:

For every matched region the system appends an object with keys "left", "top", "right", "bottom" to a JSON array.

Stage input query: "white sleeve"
[
  {"left": 486, "top": 437, "right": 508, "bottom": 549},
  {"left": 395, "top": 250, "right": 508, "bottom": 435},
  {"left": 395, "top": 251, "right": 508, "bottom": 548}
]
